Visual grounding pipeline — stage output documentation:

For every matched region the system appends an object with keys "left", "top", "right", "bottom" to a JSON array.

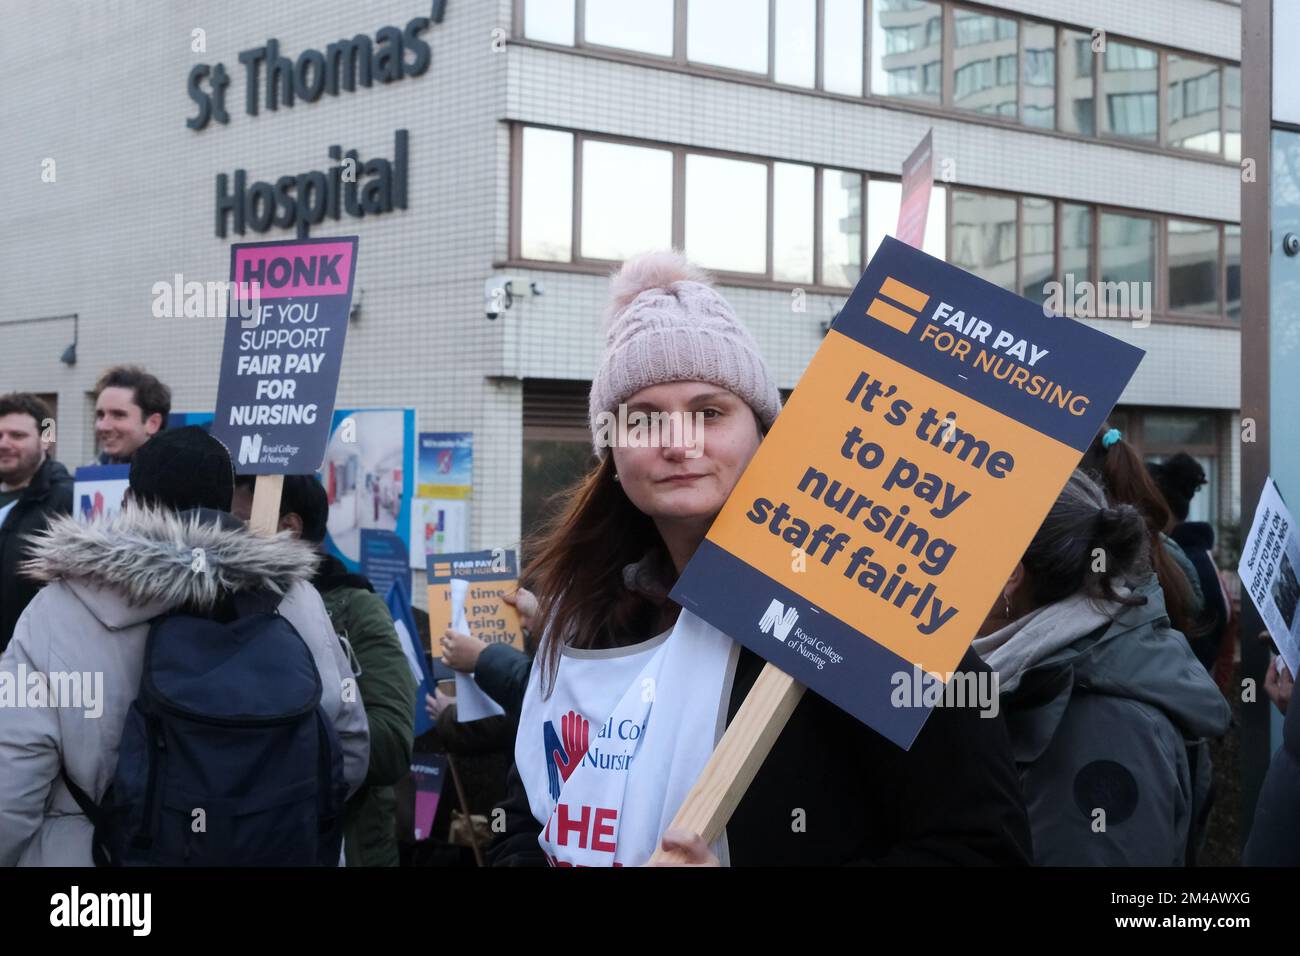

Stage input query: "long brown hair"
[
  {"left": 522, "top": 453, "right": 676, "bottom": 696},
  {"left": 1079, "top": 426, "right": 1205, "bottom": 640}
]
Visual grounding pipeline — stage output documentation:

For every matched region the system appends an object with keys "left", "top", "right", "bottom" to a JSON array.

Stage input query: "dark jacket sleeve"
[
  {"left": 342, "top": 589, "right": 417, "bottom": 787},
  {"left": 487, "top": 761, "right": 547, "bottom": 866},
  {"left": 431, "top": 704, "right": 515, "bottom": 755},
  {"left": 862, "top": 649, "right": 1033, "bottom": 866},
  {"left": 474, "top": 642, "right": 532, "bottom": 716}
]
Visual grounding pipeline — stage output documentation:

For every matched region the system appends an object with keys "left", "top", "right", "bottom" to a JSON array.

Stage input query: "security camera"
[
  {"left": 485, "top": 275, "right": 537, "bottom": 319},
  {"left": 485, "top": 277, "right": 507, "bottom": 320}
]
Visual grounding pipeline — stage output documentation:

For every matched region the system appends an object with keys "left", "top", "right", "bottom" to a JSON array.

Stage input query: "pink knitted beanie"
[{"left": 588, "top": 251, "right": 782, "bottom": 453}]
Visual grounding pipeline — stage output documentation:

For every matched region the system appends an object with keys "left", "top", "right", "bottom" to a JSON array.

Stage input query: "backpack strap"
[
  {"left": 231, "top": 587, "right": 283, "bottom": 619},
  {"left": 59, "top": 768, "right": 113, "bottom": 867}
]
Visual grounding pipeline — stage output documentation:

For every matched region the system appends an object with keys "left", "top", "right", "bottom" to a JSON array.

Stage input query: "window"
[
  {"left": 824, "top": 0, "right": 865, "bottom": 96},
  {"left": 519, "top": 128, "right": 574, "bottom": 261},
  {"left": 1225, "top": 224, "right": 1240, "bottom": 321},
  {"left": 685, "top": 154, "right": 768, "bottom": 273},
  {"left": 1058, "top": 29, "right": 1094, "bottom": 135},
  {"left": 521, "top": 3, "right": 1236, "bottom": 163},
  {"left": 1021, "top": 197, "right": 1054, "bottom": 302},
  {"left": 1141, "top": 410, "right": 1220, "bottom": 525},
  {"left": 688, "top": 0, "right": 768, "bottom": 73},
  {"left": 951, "top": 191, "right": 1016, "bottom": 290},
  {"left": 1101, "top": 41, "right": 1158, "bottom": 140},
  {"left": 522, "top": 380, "right": 594, "bottom": 547},
  {"left": 1099, "top": 212, "right": 1155, "bottom": 288},
  {"left": 585, "top": 0, "right": 674, "bottom": 56},
  {"left": 524, "top": 0, "right": 574, "bottom": 44},
  {"left": 513, "top": 126, "right": 1240, "bottom": 327},
  {"left": 580, "top": 140, "right": 673, "bottom": 260},
  {"left": 775, "top": 0, "right": 816, "bottom": 88},
  {"left": 774, "top": 163, "right": 815, "bottom": 282},
  {"left": 1224, "top": 66, "right": 1241, "bottom": 162},
  {"left": 1167, "top": 219, "right": 1219, "bottom": 315},
  {"left": 822, "top": 169, "right": 863, "bottom": 286},
  {"left": 952, "top": 10, "right": 1017, "bottom": 116},
  {"left": 1167, "top": 55, "right": 1221, "bottom": 154},
  {"left": 1060, "top": 202, "right": 1092, "bottom": 286},
  {"left": 1022, "top": 23, "right": 1055, "bottom": 128},
  {"left": 866, "top": 180, "right": 947, "bottom": 261},
  {"left": 872, "top": 0, "right": 942, "bottom": 103}
]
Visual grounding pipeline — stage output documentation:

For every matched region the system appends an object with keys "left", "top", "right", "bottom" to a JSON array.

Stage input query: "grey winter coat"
[
  {"left": 0, "top": 507, "right": 371, "bottom": 866},
  {"left": 974, "top": 574, "right": 1230, "bottom": 866}
]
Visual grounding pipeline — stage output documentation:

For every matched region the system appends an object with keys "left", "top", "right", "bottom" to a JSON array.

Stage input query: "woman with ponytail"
[
  {"left": 488, "top": 251, "right": 1031, "bottom": 867},
  {"left": 1080, "top": 426, "right": 1209, "bottom": 647},
  {"left": 973, "top": 470, "right": 1230, "bottom": 865}
]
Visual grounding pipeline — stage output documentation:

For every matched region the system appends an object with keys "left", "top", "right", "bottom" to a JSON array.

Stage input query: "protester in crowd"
[
  {"left": 489, "top": 251, "right": 1032, "bottom": 867},
  {"left": 232, "top": 473, "right": 415, "bottom": 867},
  {"left": 1246, "top": 632, "right": 1300, "bottom": 864},
  {"left": 418, "top": 588, "right": 537, "bottom": 863},
  {"left": 436, "top": 586, "right": 537, "bottom": 717},
  {"left": 92, "top": 364, "right": 171, "bottom": 464},
  {"left": 0, "top": 393, "right": 72, "bottom": 653},
  {"left": 1080, "top": 426, "right": 1209, "bottom": 649},
  {"left": 972, "top": 469, "right": 1231, "bottom": 866},
  {"left": 1148, "top": 453, "right": 1231, "bottom": 672},
  {"left": 0, "top": 428, "right": 368, "bottom": 866}
]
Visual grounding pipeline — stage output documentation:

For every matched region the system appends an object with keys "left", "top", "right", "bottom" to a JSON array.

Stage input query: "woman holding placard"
[{"left": 488, "top": 252, "right": 1032, "bottom": 867}]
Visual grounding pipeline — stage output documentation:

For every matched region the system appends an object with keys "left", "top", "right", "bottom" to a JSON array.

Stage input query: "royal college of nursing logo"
[
  {"left": 759, "top": 598, "right": 799, "bottom": 641},
  {"left": 542, "top": 710, "right": 590, "bottom": 801}
]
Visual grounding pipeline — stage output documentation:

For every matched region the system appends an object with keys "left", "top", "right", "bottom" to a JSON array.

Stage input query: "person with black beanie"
[
  {"left": 0, "top": 428, "right": 370, "bottom": 865},
  {"left": 232, "top": 474, "right": 416, "bottom": 867},
  {"left": 1148, "top": 453, "right": 1231, "bottom": 674}
]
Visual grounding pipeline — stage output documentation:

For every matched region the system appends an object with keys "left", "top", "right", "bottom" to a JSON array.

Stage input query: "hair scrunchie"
[{"left": 1101, "top": 427, "right": 1122, "bottom": 449}]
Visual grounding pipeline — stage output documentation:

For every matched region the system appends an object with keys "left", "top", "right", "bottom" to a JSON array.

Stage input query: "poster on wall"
[
  {"left": 417, "top": 432, "right": 472, "bottom": 499},
  {"left": 321, "top": 408, "right": 415, "bottom": 598},
  {"left": 408, "top": 498, "right": 469, "bottom": 569}
]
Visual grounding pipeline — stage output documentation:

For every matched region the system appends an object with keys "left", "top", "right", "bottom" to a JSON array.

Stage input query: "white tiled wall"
[{"left": 0, "top": 0, "right": 1243, "bottom": 556}]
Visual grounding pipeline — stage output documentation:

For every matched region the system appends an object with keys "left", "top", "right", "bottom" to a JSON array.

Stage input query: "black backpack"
[{"left": 64, "top": 591, "right": 347, "bottom": 866}]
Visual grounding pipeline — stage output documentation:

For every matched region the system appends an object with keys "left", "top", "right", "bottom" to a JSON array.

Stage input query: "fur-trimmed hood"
[{"left": 22, "top": 506, "right": 320, "bottom": 611}]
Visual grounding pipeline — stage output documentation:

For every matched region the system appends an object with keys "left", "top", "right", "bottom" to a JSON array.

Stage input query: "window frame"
[
  {"left": 508, "top": 122, "right": 1240, "bottom": 325},
  {"left": 512, "top": 0, "right": 1241, "bottom": 164},
  {"left": 1163, "top": 215, "right": 1226, "bottom": 320}
]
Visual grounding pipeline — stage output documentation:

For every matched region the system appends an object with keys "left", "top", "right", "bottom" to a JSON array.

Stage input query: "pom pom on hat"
[
  {"left": 589, "top": 250, "right": 782, "bottom": 453},
  {"left": 604, "top": 250, "right": 711, "bottom": 325}
]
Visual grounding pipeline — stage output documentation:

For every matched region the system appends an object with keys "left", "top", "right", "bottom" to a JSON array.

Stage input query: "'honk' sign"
[
  {"left": 212, "top": 236, "right": 358, "bottom": 474},
  {"left": 671, "top": 237, "right": 1144, "bottom": 748}
]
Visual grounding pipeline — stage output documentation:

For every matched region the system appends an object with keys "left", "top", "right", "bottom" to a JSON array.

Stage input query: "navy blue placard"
[
  {"left": 675, "top": 540, "right": 931, "bottom": 749},
  {"left": 426, "top": 549, "right": 520, "bottom": 584},
  {"left": 833, "top": 237, "right": 1143, "bottom": 452},
  {"left": 211, "top": 236, "right": 358, "bottom": 474}
]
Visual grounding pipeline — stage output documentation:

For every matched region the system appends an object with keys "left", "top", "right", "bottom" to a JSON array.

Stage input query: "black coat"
[
  {"left": 1246, "top": 693, "right": 1300, "bottom": 865},
  {"left": 1169, "top": 522, "right": 1228, "bottom": 672},
  {"left": 0, "top": 458, "right": 73, "bottom": 652},
  {"left": 489, "top": 645, "right": 1032, "bottom": 866}
]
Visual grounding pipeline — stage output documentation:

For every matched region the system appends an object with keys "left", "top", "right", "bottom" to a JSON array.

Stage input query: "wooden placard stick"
[
  {"left": 248, "top": 474, "right": 285, "bottom": 535},
  {"left": 649, "top": 662, "right": 806, "bottom": 865}
]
